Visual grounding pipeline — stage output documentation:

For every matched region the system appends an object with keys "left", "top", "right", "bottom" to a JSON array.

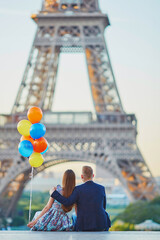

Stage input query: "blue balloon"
[
  {"left": 30, "top": 123, "right": 46, "bottom": 139},
  {"left": 18, "top": 140, "right": 33, "bottom": 157},
  {"left": 41, "top": 145, "right": 49, "bottom": 155}
]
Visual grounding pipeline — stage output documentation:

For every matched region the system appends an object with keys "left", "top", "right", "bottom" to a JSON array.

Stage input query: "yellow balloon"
[
  {"left": 17, "top": 120, "right": 32, "bottom": 136},
  {"left": 29, "top": 152, "right": 44, "bottom": 168}
]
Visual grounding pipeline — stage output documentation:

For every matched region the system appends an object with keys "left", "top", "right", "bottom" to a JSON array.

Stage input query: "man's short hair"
[{"left": 82, "top": 166, "right": 93, "bottom": 179}]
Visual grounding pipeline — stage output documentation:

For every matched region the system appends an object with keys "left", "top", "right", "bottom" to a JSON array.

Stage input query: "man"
[{"left": 50, "top": 166, "right": 111, "bottom": 231}]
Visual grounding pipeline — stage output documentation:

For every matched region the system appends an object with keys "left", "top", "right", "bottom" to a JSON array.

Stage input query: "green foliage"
[
  {"left": 0, "top": 218, "right": 7, "bottom": 228},
  {"left": 107, "top": 206, "right": 126, "bottom": 222},
  {"left": 150, "top": 196, "right": 160, "bottom": 205},
  {"left": 11, "top": 216, "right": 25, "bottom": 227},
  {"left": 111, "top": 221, "right": 135, "bottom": 231},
  {"left": 116, "top": 196, "right": 160, "bottom": 224},
  {"left": 13, "top": 190, "right": 49, "bottom": 226}
]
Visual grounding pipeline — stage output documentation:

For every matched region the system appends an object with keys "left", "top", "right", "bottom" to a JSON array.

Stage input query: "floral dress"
[{"left": 31, "top": 185, "right": 73, "bottom": 231}]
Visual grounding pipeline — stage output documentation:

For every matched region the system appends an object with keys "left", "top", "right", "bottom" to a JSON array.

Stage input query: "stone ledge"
[{"left": 0, "top": 231, "right": 160, "bottom": 240}]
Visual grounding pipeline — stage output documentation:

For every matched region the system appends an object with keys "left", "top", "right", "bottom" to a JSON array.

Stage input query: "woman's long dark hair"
[{"left": 62, "top": 169, "right": 76, "bottom": 213}]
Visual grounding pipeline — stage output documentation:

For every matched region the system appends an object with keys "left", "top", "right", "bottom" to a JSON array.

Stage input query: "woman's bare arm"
[{"left": 27, "top": 197, "right": 54, "bottom": 228}]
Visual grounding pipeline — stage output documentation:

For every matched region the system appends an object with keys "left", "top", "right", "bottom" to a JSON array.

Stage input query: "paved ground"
[{"left": 0, "top": 231, "right": 160, "bottom": 240}]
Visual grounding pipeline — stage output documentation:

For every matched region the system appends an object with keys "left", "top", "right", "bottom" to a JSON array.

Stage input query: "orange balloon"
[
  {"left": 20, "top": 135, "right": 34, "bottom": 145},
  {"left": 33, "top": 137, "right": 47, "bottom": 153},
  {"left": 27, "top": 107, "right": 43, "bottom": 124}
]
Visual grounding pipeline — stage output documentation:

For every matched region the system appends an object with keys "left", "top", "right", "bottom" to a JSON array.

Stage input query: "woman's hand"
[{"left": 27, "top": 220, "right": 37, "bottom": 228}]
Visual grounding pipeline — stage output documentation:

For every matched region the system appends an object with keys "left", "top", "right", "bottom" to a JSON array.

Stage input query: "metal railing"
[{"left": 0, "top": 112, "right": 137, "bottom": 127}]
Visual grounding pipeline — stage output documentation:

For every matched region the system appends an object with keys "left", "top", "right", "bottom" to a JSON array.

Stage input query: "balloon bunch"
[{"left": 17, "top": 107, "right": 48, "bottom": 168}]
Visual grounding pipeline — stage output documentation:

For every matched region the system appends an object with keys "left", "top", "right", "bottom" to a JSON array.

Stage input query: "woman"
[{"left": 27, "top": 169, "right": 76, "bottom": 231}]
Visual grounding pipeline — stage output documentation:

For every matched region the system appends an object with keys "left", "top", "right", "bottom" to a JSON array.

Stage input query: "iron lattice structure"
[{"left": 0, "top": 0, "right": 159, "bottom": 217}]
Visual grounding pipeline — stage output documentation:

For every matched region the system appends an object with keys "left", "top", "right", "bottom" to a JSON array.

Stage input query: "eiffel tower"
[{"left": 0, "top": 0, "right": 159, "bottom": 218}]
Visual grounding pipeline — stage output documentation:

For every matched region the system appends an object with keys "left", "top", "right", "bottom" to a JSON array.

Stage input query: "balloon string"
[{"left": 29, "top": 167, "right": 33, "bottom": 223}]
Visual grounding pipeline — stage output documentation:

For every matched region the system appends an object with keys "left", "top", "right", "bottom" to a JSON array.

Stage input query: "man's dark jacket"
[{"left": 51, "top": 181, "right": 111, "bottom": 231}]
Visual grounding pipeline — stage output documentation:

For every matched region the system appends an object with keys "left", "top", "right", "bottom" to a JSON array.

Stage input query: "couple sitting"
[{"left": 27, "top": 166, "right": 111, "bottom": 231}]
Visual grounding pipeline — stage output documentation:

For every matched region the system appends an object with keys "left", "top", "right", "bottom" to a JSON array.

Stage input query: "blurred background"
[{"left": 0, "top": 0, "right": 160, "bottom": 231}]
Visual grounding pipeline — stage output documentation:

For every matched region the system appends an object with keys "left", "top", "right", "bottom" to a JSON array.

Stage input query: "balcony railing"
[{"left": 0, "top": 112, "right": 137, "bottom": 127}]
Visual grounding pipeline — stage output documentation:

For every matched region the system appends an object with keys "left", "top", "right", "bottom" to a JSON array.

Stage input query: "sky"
[{"left": 0, "top": 0, "right": 160, "bottom": 176}]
